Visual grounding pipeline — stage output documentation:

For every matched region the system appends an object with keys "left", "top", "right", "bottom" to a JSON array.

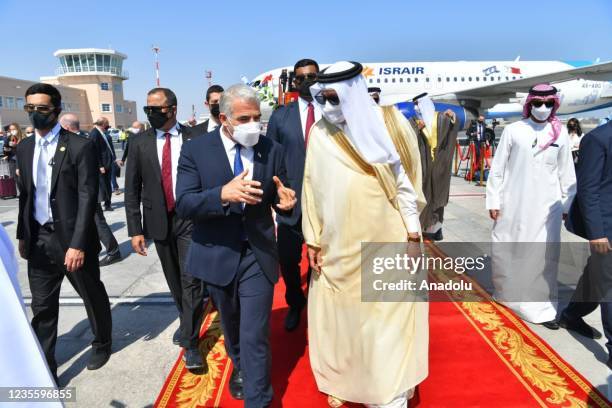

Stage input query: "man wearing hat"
[
  {"left": 408, "top": 93, "right": 458, "bottom": 241},
  {"left": 302, "top": 61, "right": 428, "bottom": 408},
  {"left": 367, "top": 87, "right": 382, "bottom": 104},
  {"left": 486, "top": 84, "right": 576, "bottom": 328}
]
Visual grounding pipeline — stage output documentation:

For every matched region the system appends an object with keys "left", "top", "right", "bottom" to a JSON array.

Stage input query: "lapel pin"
[{"left": 60, "top": 146, "right": 66, "bottom": 152}]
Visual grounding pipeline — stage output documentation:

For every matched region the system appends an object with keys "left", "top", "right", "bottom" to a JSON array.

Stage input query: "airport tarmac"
[{"left": 0, "top": 139, "right": 610, "bottom": 407}]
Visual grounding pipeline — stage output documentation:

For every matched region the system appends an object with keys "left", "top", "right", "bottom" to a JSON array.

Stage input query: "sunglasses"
[
  {"left": 314, "top": 92, "right": 340, "bottom": 106},
  {"left": 143, "top": 105, "right": 174, "bottom": 115},
  {"left": 531, "top": 100, "right": 555, "bottom": 108},
  {"left": 294, "top": 73, "right": 318, "bottom": 82},
  {"left": 23, "top": 104, "right": 56, "bottom": 114}
]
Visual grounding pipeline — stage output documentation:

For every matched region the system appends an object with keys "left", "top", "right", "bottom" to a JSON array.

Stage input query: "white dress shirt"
[
  {"left": 220, "top": 125, "right": 254, "bottom": 180},
  {"left": 207, "top": 118, "right": 220, "bottom": 133},
  {"left": 155, "top": 124, "right": 183, "bottom": 195},
  {"left": 297, "top": 97, "right": 322, "bottom": 140},
  {"left": 33, "top": 122, "right": 61, "bottom": 224}
]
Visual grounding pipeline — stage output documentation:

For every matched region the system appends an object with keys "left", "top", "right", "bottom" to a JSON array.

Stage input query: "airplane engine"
[{"left": 395, "top": 101, "right": 477, "bottom": 130}]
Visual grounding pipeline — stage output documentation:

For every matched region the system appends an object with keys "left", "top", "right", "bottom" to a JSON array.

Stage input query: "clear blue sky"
[{"left": 1, "top": 0, "right": 611, "bottom": 121}]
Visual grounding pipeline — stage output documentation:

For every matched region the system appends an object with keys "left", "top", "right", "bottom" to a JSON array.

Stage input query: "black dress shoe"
[
  {"left": 284, "top": 305, "right": 304, "bottom": 332},
  {"left": 229, "top": 367, "right": 244, "bottom": 400},
  {"left": 86, "top": 347, "right": 111, "bottom": 370},
  {"left": 172, "top": 328, "right": 181, "bottom": 345},
  {"left": 183, "top": 347, "right": 204, "bottom": 371},
  {"left": 541, "top": 319, "right": 560, "bottom": 330},
  {"left": 423, "top": 229, "right": 443, "bottom": 241},
  {"left": 99, "top": 252, "right": 121, "bottom": 267},
  {"left": 559, "top": 313, "right": 602, "bottom": 339}
]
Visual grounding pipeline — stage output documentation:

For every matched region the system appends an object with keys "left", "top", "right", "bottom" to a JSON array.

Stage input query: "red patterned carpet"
[{"left": 155, "top": 245, "right": 610, "bottom": 407}]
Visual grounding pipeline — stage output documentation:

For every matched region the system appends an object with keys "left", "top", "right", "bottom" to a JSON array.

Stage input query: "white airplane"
[{"left": 252, "top": 59, "right": 612, "bottom": 128}]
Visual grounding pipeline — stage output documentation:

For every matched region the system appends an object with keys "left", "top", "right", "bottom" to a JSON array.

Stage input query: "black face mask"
[
  {"left": 29, "top": 111, "right": 57, "bottom": 130},
  {"left": 147, "top": 110, "right": 171, "bottom": 129},
  {"left": 209, "top": 103, "right": 220, "bottom": 119},
  {"left": 298, "top": 79, "right": 316, "bottom": 100},
  {"left": 477, "top": 119, "right": 484, "bottom": 124}
]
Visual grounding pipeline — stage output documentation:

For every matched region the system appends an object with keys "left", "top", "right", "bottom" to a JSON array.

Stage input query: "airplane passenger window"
[
  {"left": 399, "top": 78, "right": 403, "bottom": 83},
  {"left": 392, "top": 78, "right": 396, "bottom": 83},
  {"left": 512, "top": 76, "right": 516, "bottom": 80},
  {"left": 468, "top": 77, "right": 472, "bottom": 81},
  {"left": 377, "top": 78, "right": 381, "bottom": 83},
  {"left": 461, "top": 77, "right": 465, "bottom": 81},
  {"left": 384, "top": 78, "right": 388, "bottom": 83},
  {"left": 426, "top": 78, "right": 430, "bottom": 82},
  {"left": 454, "top": 77, "right": 457, "bottom": 81},
  {"left": 476, "top": 77, "right": 480, "bottom": 81},
  {"left": 446, "top": 77, "right": 450, "bottom": 82},
  {"left": 498, "top": 76, "right": 501, "bottom": 80},
  {"left": 438, "top": 78, "right": 442, "bottom": 82},
  {"left": 407, "top": 78, "right": 411, "bottom": 82},
  {"left": 505, "top": 76, "right": 509, "bottom": 80},
  {"left": 415, "top": 78, "right": 419, "bottom": 82}
]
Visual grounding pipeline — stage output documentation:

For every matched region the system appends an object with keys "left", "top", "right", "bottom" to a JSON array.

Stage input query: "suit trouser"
[
  {"left": 27, "top": 223, "right": 112, "bottom": 377},
  {"left": 94, "top": 204, "right": 119, "bottom": 256},
  {"left": 564, "top": 251, "right": 612, "bottom": 356},
  {"left": 277, "top": 222, "right": 306, "bottom": 309},
  {"left": 207, "top": 244, "right": 274, "bottom": 408},
  {"left": 154, "top": 212, "right": 207, "bottom": 348},
  {"left": 99, "top": 173, "right": 112, "bottom": 208},
  {"left": 110, "top": 162, "right": 119, "bottom": 191}
]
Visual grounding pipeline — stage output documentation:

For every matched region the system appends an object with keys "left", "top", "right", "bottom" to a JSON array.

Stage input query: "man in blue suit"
[
  {"left": 176, "top": 84, "right": 296, "bottom": 407},
  {"left": 266, "top": 58, "right": 320, "bottom": 331},
  {"left": 562, "top": 121, "right": 612, "bottom": 369}
]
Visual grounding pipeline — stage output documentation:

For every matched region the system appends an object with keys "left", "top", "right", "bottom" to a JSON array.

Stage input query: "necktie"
[
  {"left": 234, "top": 143, "right": 244, "bottom": 176},
  {"left": 35, "top": 139, "right": 50, "bottom": 225},
  {"left": 304, "top": 103, "right": 315, "bottom": 148},
  {"left": 161, "top": 132, "right": 175, "bottom": 212},
  {"left": 233, "top": 144, "right": 247, "bottom": 240}
]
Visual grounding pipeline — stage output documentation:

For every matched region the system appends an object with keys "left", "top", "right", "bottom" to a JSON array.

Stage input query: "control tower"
[{"left": 41, "top": 48, "right": 137, "bottom": 129}]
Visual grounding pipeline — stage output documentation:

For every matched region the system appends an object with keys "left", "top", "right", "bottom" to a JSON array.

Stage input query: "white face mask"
[
  {"left": 531, "top": 105, "right": 553, "bottom": 122},
  {"left": 10, "top": 130, "right": 18, "bottom": 136},
  {"left": 229, "top": 121, "right": 261, "bottom": 147},
  {"left": 321, "top": 102, "right": 345, "bottom": 125},
  {"left": 131, "top": 128, "right": 140, "bottom": 134},
  {"left": 26, "top": 132, "right": 34, "bottom": 137}
]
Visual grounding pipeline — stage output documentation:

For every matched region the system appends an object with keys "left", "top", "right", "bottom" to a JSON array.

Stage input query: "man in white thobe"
[{"left": 486, "top": 84, "right": 576, "bottom": 328}]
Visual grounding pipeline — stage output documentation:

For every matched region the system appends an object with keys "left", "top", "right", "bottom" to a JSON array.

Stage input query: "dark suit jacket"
[
  {"left": 175, "top": 128, "right": 289, "bottom": 285},
  {"left": 89, "top": 127, "right": 114, "bottom": 171},
  {"left": 566, "top": 121, "right": 612, "bottom": 241},
  {"left": 265, "top": 101, "right": 305, "bottom": 227},
  {"left": 15, "top": 127, "right": 100, "bottom": 258},
  {"left": 124, "top": 124, "right": 203, "bottom": 241},
  {"left": 192, "top": 119, "right": 210, "bottom": 135},
  {"left": 467, "top": 121, "right": 494, "bottom": 144}
]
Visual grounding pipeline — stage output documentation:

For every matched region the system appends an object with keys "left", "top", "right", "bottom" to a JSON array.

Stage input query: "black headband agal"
[
  {"left": 528, "top": 86, "right": 558, "bottom": 97},
  {"left": 368, "top": 87, "right": 381, "bottom": 93},
  {"left": 317, "top": 61, "right": 363, "bottom": 84},
  {"left": 412, "top": 92, "right": 428, "bottom": 102}
]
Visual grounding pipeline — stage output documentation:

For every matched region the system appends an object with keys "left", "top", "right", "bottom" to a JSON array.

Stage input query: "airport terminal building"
[{"left": 0, "top": 48, "right": 137, "bottom": 130}]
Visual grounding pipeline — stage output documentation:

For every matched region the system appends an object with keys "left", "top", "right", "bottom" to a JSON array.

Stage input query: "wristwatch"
[{"left": 407, "top": 235, "right": 422, "bottom": 243}]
